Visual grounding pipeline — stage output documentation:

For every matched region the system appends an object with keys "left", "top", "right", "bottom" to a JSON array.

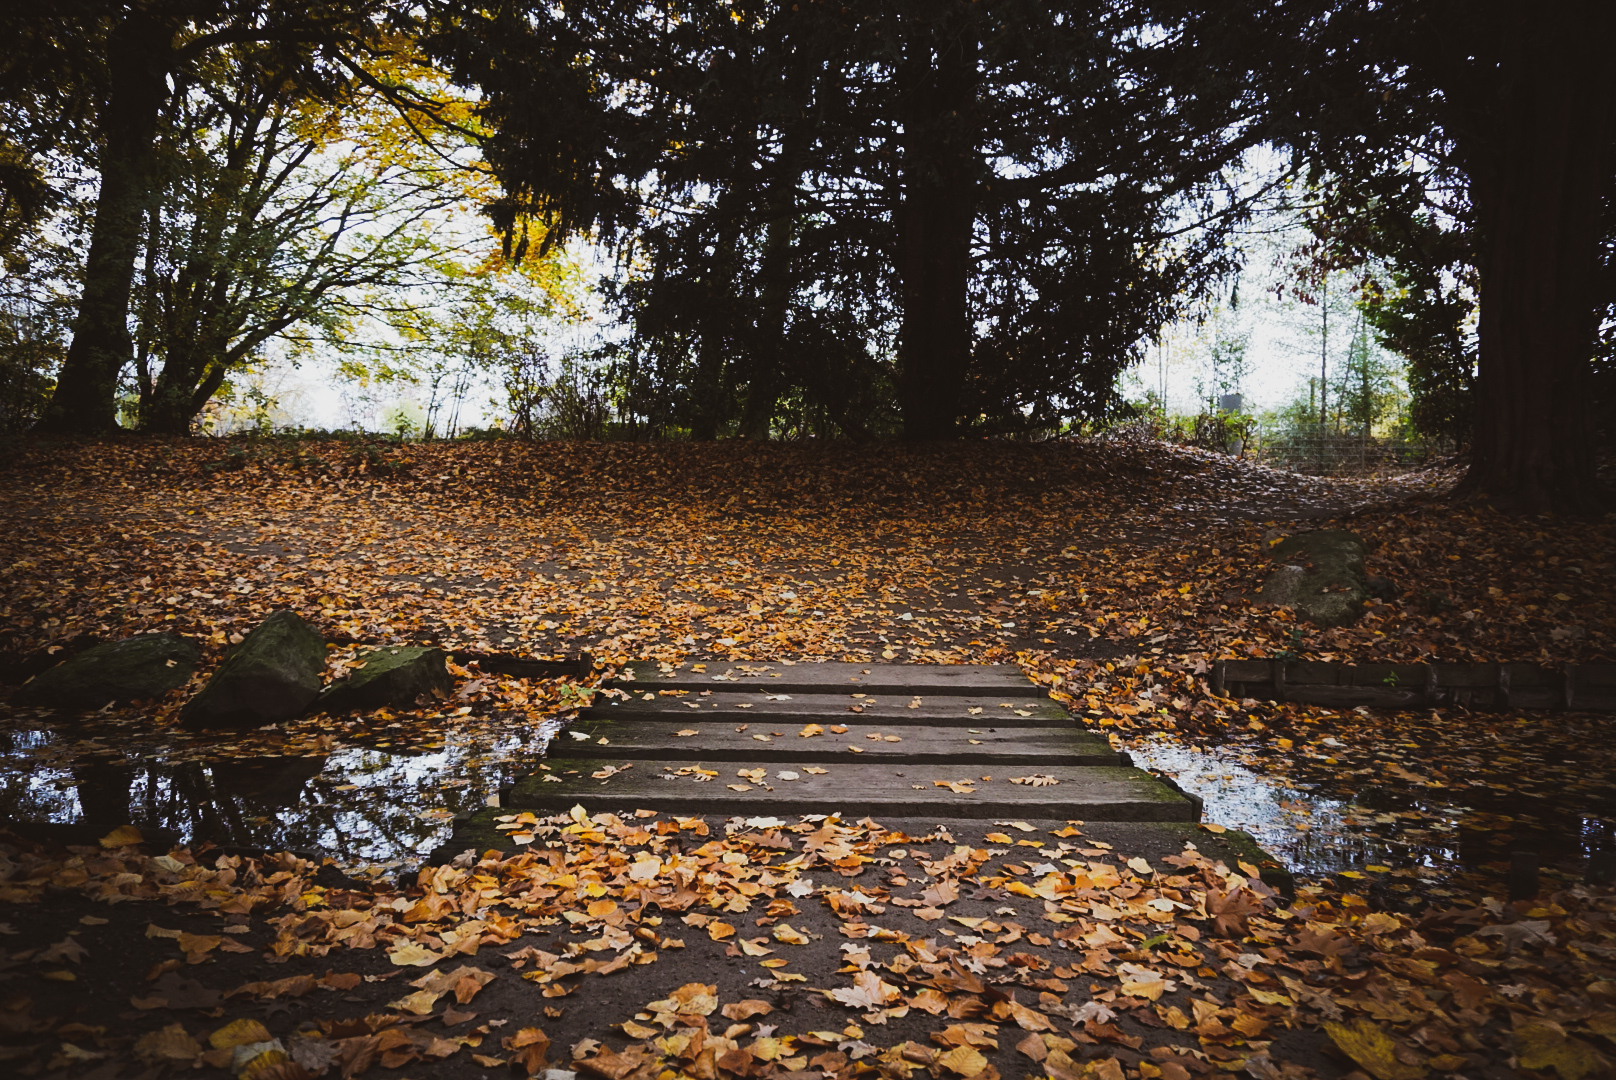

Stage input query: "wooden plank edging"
[{"left": 1212, "top": 659, "right": 1616, "bottom": 711}]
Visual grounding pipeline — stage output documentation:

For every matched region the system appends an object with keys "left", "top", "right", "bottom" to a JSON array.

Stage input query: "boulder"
[
  {"left": 1257, "top": 529, "right": 1370, "bottom": 627},
  {"left": 181, "top": 611, "right": 327, "bottom": 728},
  {"left": 11, "top": 633, "right": 200, "bottom": 710},
  {"left": 316, "top": 646, "right": 452, "bottom": 713}
]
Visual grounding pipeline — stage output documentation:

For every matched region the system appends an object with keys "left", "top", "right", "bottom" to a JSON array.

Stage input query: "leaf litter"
[
  {"left": 4, "top": 811, "right": 1616, "bottom": 1078},
  {"left": 1, "top": 439, "right": 1615, "bottom": 1074}
]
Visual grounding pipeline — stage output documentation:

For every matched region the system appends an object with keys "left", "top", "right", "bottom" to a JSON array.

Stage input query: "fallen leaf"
[
  {"left": 389, "top": 942, "right": 445, "bottom": 967},
  {"left": 1324, "top": 1018, "right": 1427, "bottom": 1080},
  {"left": 828, "top": 971, "right": 902, "bottom": 1009},
  {"left": 1515, "top": 1021, "right": 1606, "bottom": 1080}
]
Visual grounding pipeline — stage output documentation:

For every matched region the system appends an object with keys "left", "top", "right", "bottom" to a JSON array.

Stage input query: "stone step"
[
  {"left": 582, "top": 692, "right": 1071, "bottom": 727},
  {"left": 608, "top": 661, "right": 1045, "bottom": 697},
  {"left": 504, "top": 758, "right": 1199, "bottom": 821},
  {"left": 555, "top": 717, "right": 1124, "bottom": 766}
]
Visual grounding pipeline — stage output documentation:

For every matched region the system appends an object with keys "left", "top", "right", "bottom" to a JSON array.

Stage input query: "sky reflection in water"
[{"left": 3, "top": 711, "right": 1610, "bottom": 899}]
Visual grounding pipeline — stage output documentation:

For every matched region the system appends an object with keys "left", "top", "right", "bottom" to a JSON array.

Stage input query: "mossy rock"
[
  {"left": 11, "top": 633, "right": 199, "bottom": 711},
  {"left": 181, "top": 611, "right": 327, "bottom": 728},
  {"left": 316, "top": 646, "right": 452, "bottom": 713},
  {"left": 1256, "top": 529, "right": 1369, "bottom": 628}
]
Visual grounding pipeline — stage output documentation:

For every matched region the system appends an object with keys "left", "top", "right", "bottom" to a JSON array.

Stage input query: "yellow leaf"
[
  {"left": 389, "top": 942, "right": 444, "bottom": 967},
  {"left": 390, "top": 989, "right": 443, "bottom": 1015},
  {"left": 1324, "top": 1019, "right": 1427, "bottom": 1080},
  {"left": 1247, "top": 988, "right": 1294, "bottom": 1007},
  {"left": 210, "top": 1019, "right": 272, "bottom": 1050},
  {"left": 738, "top": 938, "right": 773, "bottom": 957},
  {"left": 936, "top": 1045, "right": 988, "bottom": 1076},
  {"left": 803, "top": 766, "right": 829, "bottom": 775},
  {"left": 759, "top": 958, "right": 789, "bottom": 968},
  {"left": 707, "top": 922, "right": 736, "bottom": 941},
  {"left": 1121, "top": 976, "right": 1166, "bottom": 1001},
  {"left": 99, "top": 825, "right": 143, "bottom": 848},
  {"left": 674, "top": 729, "right": 699, "bottom": 737},
  {"left": 1516, "top": 1021, "right": 1607, "bottom": 1080},
  {"left": 773, "top": 923, "right": 811, "bottom": 945}
]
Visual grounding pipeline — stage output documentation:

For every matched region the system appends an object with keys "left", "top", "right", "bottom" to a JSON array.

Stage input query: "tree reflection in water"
[{"left": 0, "top": 717, "right": 553, "bottom": 874}]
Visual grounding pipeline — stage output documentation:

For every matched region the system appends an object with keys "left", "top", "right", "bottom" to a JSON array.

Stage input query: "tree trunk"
[
  {"left": 37, "top": 13, "right": 174, "bottom": 435},
  {"left": 895, "top": 8, "right": 977, "bottom": 441},
  {"left": 142, "top": 359, "right": 205, "bottom": 434},
  {"left": 1456, "top": 3, "right": 1615, "bottom": 514}
]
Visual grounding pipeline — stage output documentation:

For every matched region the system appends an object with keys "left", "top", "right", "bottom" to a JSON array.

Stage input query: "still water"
[
  {"left": 0, "top": 710, "right": 565, "bottom": 879},
  {"left": 3, "top": 709, "right": 1610, "bottom": 900}
]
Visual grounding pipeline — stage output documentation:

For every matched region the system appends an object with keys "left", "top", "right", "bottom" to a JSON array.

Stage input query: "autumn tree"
[
  {"left": 127, "top": 39, "right": 490, "bottom": 433},
  {"left": 22, "top": 1, "right": 400, "bottom": 435}
]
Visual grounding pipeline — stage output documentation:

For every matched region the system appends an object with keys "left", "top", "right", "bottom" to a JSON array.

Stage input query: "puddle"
[
  {"left": 7, "top": 695, "right": 1614, "bottom": 904},
  {"left": 0, "top": 713, "right": 567, "bottom": 879},
  {"left": 1129, "top": 733, "right": 1616, "bottom": 906}
]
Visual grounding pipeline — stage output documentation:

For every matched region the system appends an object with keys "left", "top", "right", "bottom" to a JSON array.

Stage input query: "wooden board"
[
  {"left": 608, "top": 661, "right": 1045, "bottom": 697},
  {"left": 555, "top": 718, "right": 1122, "bottom": 766},
  {"left": 1214, "top": 657, "right": 1616, "bottom": 712},
  {"left": 505, "top": 758, "right": 1198, "bottom": 821},
  {"left": 581, "top": 692, "right": 1071, "bottom": 727}
]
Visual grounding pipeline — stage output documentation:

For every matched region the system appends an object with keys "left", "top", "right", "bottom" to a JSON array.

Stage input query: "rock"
[
  {"left": 1257, "top": 529, "right": 1369, "bottom": 627},
  {"left": 181, "top": 611, "right": 327, "bottom": 728},
  {"left": 315, "top": 646, "right": 452, "bottom": 713},
  {"left": 12, "top": 633, "right": 200, "bottom": 710}
]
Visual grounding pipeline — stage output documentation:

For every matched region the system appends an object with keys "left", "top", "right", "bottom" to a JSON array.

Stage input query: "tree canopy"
[
  {"left": 4, "top": 0, "right": 1612, "bottom": 512},
  {"left": 1270, "top": 0, "right": 1615, "bottom": 512},
  {"left": 428, "top": 0, "right": 1288, "bottom": 440}
]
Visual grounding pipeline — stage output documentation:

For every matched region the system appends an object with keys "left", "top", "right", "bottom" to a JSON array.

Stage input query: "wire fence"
[{"left": 1246, "top": 424, "right": 1453, "bottom": 477}]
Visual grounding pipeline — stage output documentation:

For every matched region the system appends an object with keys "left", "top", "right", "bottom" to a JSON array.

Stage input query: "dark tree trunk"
[
  {"left": 688, "top": 226, "right": 740, "bottom": 441},
  {"left": 739, "top": 214, "right": 791, "bottom": 439},
  {"left": 37, "top": 12, "right": 175, "bottom": 435},
  {"left": 142, "top": 361, "right": 206, "bottom": 434},
  {"left": 740, "top": 52, "right": 811, "bottom": 442},
  {"left": 1456, "top": 2, "right": 1615, "bottom": 514},
  {"left": 895, "top": 9, "right": 977, "bottom": 441}
]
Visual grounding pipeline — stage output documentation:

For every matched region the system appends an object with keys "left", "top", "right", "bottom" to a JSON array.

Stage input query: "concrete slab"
[
  {"left": 582, "top": 692, "right": 1071, "bottom": 726},
  {"left": 610, "top": 661, "right": 1045, "bottom": 697},
  {"left": 557, "top": 717, "right": 1123, "bottom": 765},
  {"left": 504, "top": 758, "right": 1199, "bottom": 820}
]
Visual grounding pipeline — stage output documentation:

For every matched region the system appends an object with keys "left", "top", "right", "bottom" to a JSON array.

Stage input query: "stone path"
[{"left": 451, "top": 661, "right": 1201, "bottom": 831}]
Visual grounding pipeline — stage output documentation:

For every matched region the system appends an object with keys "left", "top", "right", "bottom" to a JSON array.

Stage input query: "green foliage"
[
  {"left": 127, "top": 40, "right": 500, "bottom": 435},
  {"left": 1306, "top": 186, "right": 1477, "bottom": 444}
]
